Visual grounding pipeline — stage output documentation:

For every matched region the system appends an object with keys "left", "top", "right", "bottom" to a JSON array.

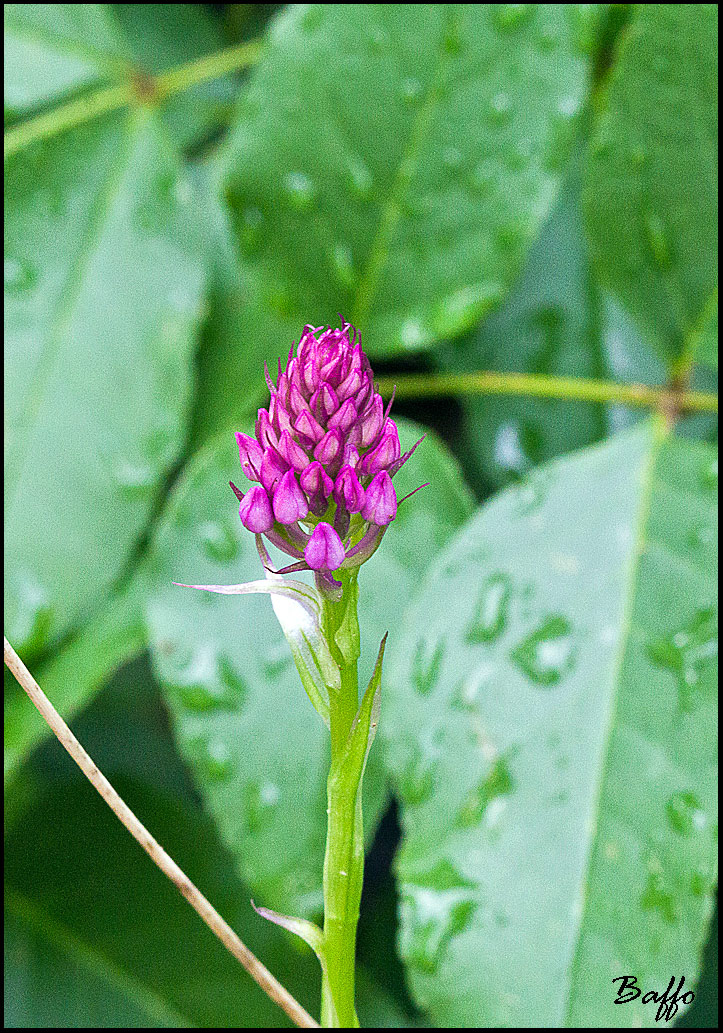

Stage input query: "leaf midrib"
[{"left": 561, "top": 416, "right": 667, "bottom": 1027}]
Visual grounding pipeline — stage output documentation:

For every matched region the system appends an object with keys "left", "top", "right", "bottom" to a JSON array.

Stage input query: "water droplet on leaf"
[
  {"left": 511, "top": 616, "right": 577, "bottom": 686},
  {"left": 400, "top": 860, "right": 476, "bottom": 973},
  {"left": 457, "top": 755, "right": 515, "bottom": 828},
  {"left": 647, "top": 606, "right": 717, "bottom": 711},
  {"left": 466, "top": 573, "right": 512, "bottom": 644}
]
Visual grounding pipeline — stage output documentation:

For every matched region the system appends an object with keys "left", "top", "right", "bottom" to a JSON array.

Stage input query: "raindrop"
[
  {"left": 4, "top": 256, "right": 37, "bottom": 295},
  {"left": 169, "top": 645, "right": 247, "bottom": 712},
  {"left": 189, "top": 735, "right": 235, "bottom": 782},
  {"left": 511, "top": 616, "right": 577, "bottom": 686},
  {"left": 401, "top": 77, "right": 423, "bottom": 104},
  {"left": 647, "top": 606, "right": 717, "bottom": 711},
  {"left": 489, "top": 92, "right": 513, "bottom": 124},
  {"left": 7, "top": 575, "right": 52, "bottom": 655},
  {"left": 400, "top": 316, "right": 433, "bottom": 351},
  {"left": 666, "top": 791, "right": 705, "bottom": 837},
  {"left": 283, "top": 172, "right": 317, "bottom": 212},
  {"left": 331, "top": 243, "right": 357, "bottom": 288},
  {"left": 113, "top": 458, "right": 155, "bottom": 498},
  {"left": 493, "top": 5, "right": 533, "bottom": 31},
  {"left": 557, "top": 95, "right": 581, "bottom": 119},
  {"left": 493, "top": 421, "right": 542, "bottom": 477},
  {"left": 237, "top": 205, "right": 265, "bottom": 256},
  {"left": 644, "top": 212, "right": 671, "bottom": 268},
  {"left": 345, "top": 157, "right": 374, "bottom": 201},
  {"left": 246, "top": 781, "right": 280, "bottom": 831},
  {"left": 457, "top": 755, "right": 514, "bottom": 828},
  {"left": 466, "top": 573, "right": 512, "bottom": 644},
  {"left": 689, "top": 521, "right": 716, "bottom": 550},
  {"left": 199, "top": 521, "right": 239, "bottom": 563},
  {"left": 641, "top": 868, "right": 678, "bottom": 925},
  {"left": 412, "top": 637, "right": 445, "bottom": 695},
  {"left": 451, "top": 665, "right": 494, "bottom": 711},
  {"left": 398, "top": 746, "right": 436, "bottom": 805},
  {"left": 701, "top": 457, "right": 717, "bottom": 492},
  {"left": 400, "top": 860, "right": 476, "bottom": 973}
]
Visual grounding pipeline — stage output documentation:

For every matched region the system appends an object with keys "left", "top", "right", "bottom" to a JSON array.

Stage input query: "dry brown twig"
[{"left": 4, "top": 635, "right": 319, "bottom": 1030}]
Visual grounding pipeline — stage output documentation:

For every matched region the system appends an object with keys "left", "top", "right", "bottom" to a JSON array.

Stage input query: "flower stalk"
[{"left": 177, "top": 321, "right": 416, "bottom": 1026}]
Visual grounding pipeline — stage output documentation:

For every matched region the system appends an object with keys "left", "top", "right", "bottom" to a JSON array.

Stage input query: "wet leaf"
[
  {"left": 221, "top": 4, "right": 599, "bottom": 357},
  {"left": 383, "top": 422, "right": 717, "bottom": 1026},
  {"left": 584, "top": 5, "right": 717, "bottom": 366},
  {"left": 4, "top": 111, "right": 206, "bottom": 659}
]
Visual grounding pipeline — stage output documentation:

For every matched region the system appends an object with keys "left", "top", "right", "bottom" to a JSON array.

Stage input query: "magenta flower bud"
[
  {"left": 273, "top": 469, "right": 309, "bottom": 524},
  {"left": 235, "top": 432, "right": 263, "bottom": 481},
  {"left": 361, "top": 470, "right": 397, "bottom": 525},
  {"left": 239, "top": 485, "right": 274, "bottom": 532},
  {"left": 294, "top": 408, "right": 325, "bottom": 444},
  {"left": 300, "top": 460, "right": 334, "bottom": 500},
  {"left": 279, "top": 429, "right": 311, "bottom": 472},
  {"left": 305, "top": 522, "right": 346, "bottom": 571},
  {"left": 314, "top": 428, "right": 344, "bottom": 468},
  {"left": 360, "top": 419, "right": 401, "bottom": 477},
  {"left": 359, "top": 395, "right": 384, "bottom": 448},
  {"left": 335, "top": 465, "right": 366, "bottom": 514},
  {"left": 328, "top": 397, "right": 358, "bottom": 434},
  {"left": 260, "top": 448, "right": 288, "bottom": 493}
]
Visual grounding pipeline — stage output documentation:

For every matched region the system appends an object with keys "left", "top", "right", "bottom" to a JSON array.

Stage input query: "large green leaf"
[
  {"left": 382, "top": 422, "right": 718, "bottom": 1026},
  {"left": 221, "top": 4, "right": 599, "bottom": 357},
  {"left": 438, "top": 161, "right": 608, "bottom": 491},
  {"left": 4, "top": 110, "right": 206, "bottom": 659},
  {"left": 4, "top": 4, "right": 128, "bottom": 115},
  {"left": 583, "top": 4, "right": 718, "bottom": 367},
  {"left": 144, "top": 418, "right": 473, "bottom": 917}
]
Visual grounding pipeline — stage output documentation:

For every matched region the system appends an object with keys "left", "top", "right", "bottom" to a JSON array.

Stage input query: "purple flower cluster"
[{"left": 231, "top": 321, "right": 422, "bottom": 592}]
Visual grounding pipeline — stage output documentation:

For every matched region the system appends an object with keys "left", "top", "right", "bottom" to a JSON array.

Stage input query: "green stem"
[
  {"left": 4, "top": 40, "right": 262, "bottom": 159},
  {"left": 320, "top": 573, "right": 362, "bottom": 1028},
  {"left": 375, "top": 370, "right": 719, "bottom": 412}
]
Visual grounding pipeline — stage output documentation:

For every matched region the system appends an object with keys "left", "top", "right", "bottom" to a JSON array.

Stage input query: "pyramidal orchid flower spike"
[
  {"left": 175, "top": 321, "right": 423, "bottom": 1028},
  {"left": 231, "top": 321, "right": 423, "bottom": 597}
]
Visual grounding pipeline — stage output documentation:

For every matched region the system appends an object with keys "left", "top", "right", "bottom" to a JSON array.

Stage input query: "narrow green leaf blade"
[{"left": 383, "top": 423, "right": 718, "bottom": 1026}]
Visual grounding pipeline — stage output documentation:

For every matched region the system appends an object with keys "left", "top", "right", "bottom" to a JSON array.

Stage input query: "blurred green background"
[{"left": 4, "top": 4, "right": 717, "bottom": 1028}]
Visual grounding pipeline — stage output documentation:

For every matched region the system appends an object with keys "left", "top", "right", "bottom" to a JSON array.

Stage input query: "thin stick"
[{"left": 4, "top": 636, "right": 319, "bottom": 1030}]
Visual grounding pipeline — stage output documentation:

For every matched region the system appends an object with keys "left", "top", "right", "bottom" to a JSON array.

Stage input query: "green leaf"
[
  {"left": 4, "top": 776, "right": 320, "bottom": 1028},
  {"left": 438, "top": 160, "right": 608, "bottom": 491},
  {"left": 4, "top": 4, "right": 128, "bottom": 116},
  {"left": 583, "top": 4, "right": 718, "bottom": 366},
  {"left": 4, "top": 110, "right": 206, "bottom": 659},
  {"left": 144, "top": 417, "right": 474, "bottom": 917},
  {"left": 383, "top": 422, "right": 718, "bottom": 1026},
  {"left": 221, "top": 4, "right": 599, "bottom": 357},
  {"left": 4, "top": 572, "right": 147, "bottom": 788}
]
